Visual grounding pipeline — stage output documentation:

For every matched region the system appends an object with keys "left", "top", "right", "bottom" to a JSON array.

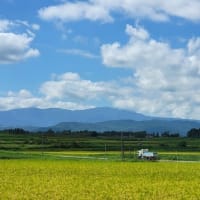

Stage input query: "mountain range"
[
  {"left": 0, "top": 107, "right": 151, "bottom": 127},
  {"left": 0, "top": 107, "right": 199, "bottom": 136}
]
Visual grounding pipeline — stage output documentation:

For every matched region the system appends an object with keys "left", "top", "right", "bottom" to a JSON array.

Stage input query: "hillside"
[
  {"left": 0, "top": 107, "right": 200, "bottom": 136},
  {"left": 0, "top": 107, "right": 151, "bottom": 127},
  {"left": 48, "top": 119, "right": 200, "bottom": 136}
]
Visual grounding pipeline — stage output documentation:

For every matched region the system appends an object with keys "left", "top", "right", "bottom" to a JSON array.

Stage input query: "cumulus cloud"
[
  {"left": 0, "top": 90, "right": 45, "bottom": 110},
  {"left": 100, "top": 24, "right": 200, "bottom": 119},
  {"left": 40, "top": 72, "right": 131, "bottom": 101},
  {"left": 0, "top": 33, "right": 39, "bottom": 63},
  {"left": 102, "top": 24, "right": 187, "bottom": 70},
  {"left": 0, "top": 19, "right": 14, "bottom": 32},
  {"left": 0, "top": 19, "right": 40, "bottom": 64},
  {"left": 1, "top": 68, "right": 200, "bottom": 119},
  {"left": 38, "top": 1, "right": 112, "bottom": 23},
  {"left": 0, "top": 89, "right": 93, "bottom": 111},
  {"left": 0, "top": 72, "right": 133, "bottom": 111},
  {"left": 38, "top": 0, "right": 200, "bottom": 23}
]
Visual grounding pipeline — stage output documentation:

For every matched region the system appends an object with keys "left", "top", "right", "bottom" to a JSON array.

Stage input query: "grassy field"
[
  {"left": 0, "top": 131, "right": 200, "bottom": 162},
  {"left": 1, "top": 159, "right": 200, "bottom": 200},
  {"left": 0, "top": 132, "right": 200, "bottom": 152},
  {"left": 1, "top": 150, "right": 200, "bottom": 161},
  {"left": 0, "top": 131, "right": 200, "bottom": 161}
]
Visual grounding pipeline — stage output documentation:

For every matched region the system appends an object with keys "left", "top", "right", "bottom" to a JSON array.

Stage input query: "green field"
[
  {"left": 1, "top": 159, "right": 200, "bottom": 200},
  {"left": 0, "top": 132, "right": 200, "bottom": 161},
  {"left": 0, "top": 132, "right": 200, "bottom": 150},
  {"left": 1, "top": 150, "right": 200, "bottom": 162}
]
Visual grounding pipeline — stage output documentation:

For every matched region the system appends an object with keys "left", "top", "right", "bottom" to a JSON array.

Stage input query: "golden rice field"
[{"left": 0, "top": 159, "right": 200, "bottom": 200}]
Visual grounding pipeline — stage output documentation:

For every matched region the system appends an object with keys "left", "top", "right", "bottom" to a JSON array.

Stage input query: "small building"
[{"left": 137, "top": 149, "right": 158, "bottom": 160}]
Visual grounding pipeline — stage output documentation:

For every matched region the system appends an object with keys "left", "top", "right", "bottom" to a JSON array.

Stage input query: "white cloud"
[
  {"left": 0, "top": 72, "right": 131, "bottom": 111},
  {"left": 0, "top": 19, "right": 14, "bottom": 32},
  {"left": 102, "top": 24, "right": 188, "bottom": 70},
  {"left": 0, "top": 33, "right": 39, "bottom": 64},
  {"left": 0, "top": 19, "right": 40, "bottom": 64},
  {"left": 40, "top": 72, "right": 131, "bottom": 101},
  {"left": 0, "top": 89, "right": 93, "bottom": 111},
  {"left": 126, "top": 24, "right": 149, "bottom": 40},
  {"left": 1, "top": 68, "right": 200, "bottom": 119},
  {"left": 32, "top": 24, "right": 40, "bottom": 31},
  {"left": 15, "top": 20, "right": 40, "bottom": 31},
  {"left": 58, "top": 49, "right": 99, "bottom": 59},
  {"left": 38, "top": 1, "right": 112, "bottom": 23},
  {"left": 38, "top": 0, "right": 200, "bottom": 23},
  {"left": 0, "top": 90, "right": 45, "bottom": 110},
  {"left": 101, "top": 24, "right": 200, "bottom": 119}
]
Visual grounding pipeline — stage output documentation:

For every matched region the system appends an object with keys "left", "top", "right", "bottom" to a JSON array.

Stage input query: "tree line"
[
  {"left": 187, "top": 128, "right": 200, "bottom": 137},
  {"left": 1, "top": 128, "right": 200, "bottom": 138}
]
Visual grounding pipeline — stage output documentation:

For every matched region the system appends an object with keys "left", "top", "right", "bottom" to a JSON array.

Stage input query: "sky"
[{"left": 1, "top": 0, "right": 200, "bottom": 119}]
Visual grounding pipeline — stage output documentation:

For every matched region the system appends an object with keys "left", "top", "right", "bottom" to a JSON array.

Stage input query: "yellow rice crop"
[{"left": 0, "top": 160, "right": 199, "bottom": 200}]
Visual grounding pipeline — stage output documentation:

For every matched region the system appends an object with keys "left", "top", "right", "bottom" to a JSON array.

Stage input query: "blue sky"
[{"left": 1, "top": 0, "right": 200, "bottom": 119}]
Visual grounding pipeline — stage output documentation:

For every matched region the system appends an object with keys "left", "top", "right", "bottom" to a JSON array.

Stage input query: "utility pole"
[
  {"left": 42, "top": 131, "right": 44, "bottom": 157},
  {"left": 121, "top": 132, "right": 124, "bottom": 161},
  {"left": 104, "top": 143, "right": 107, "bottom": 159}
]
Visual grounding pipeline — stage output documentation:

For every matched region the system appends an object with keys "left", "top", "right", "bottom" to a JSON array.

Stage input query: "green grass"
[
  {"left": 0, "top": 132, "right": 200, "bottom": 161},
  {"left": 1, "top": 150, "right": 200, "bottom": 162},
  {"left": 159, "top": 152, "right": 200, "bottom": 161},
  {"left": 0, "top": 132, "right": 199, "bottom": 151}
]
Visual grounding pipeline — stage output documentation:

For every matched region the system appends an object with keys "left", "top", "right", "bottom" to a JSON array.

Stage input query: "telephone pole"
[{"left": 121, "top": 132, "right": 124, "bottom": 161}]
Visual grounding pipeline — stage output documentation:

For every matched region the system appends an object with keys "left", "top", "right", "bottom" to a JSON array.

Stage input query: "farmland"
[
  {"left": 1, "top": 131, "right": 200, "bottom": 151},
  {"left": 1, "top": 159, "right": 200, "bottom": 200},
  {"left": 0, "top": 131, "right": 200, "bottom": 199},
  {"left": 0, "top": 131, "right": 200, "bottom": 161}
]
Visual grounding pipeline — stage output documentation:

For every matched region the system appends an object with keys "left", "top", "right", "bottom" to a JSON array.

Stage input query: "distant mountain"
[
  {"left": 0, "top": 107, "right": 200, "bottom": 136},
  {"left": 48, "top": 119, "right": 200, "bottom": 136},
  {"left": 0, "top": 107, "right": 152, "bottom": 127}
]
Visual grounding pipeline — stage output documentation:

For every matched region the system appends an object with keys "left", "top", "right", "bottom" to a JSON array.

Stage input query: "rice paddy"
[
  {"left": 0, "top": 159, "right": 200, "bottom": 200},
  {"left": 0, "top": 133, "right": 199, "bottom": 199}
]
